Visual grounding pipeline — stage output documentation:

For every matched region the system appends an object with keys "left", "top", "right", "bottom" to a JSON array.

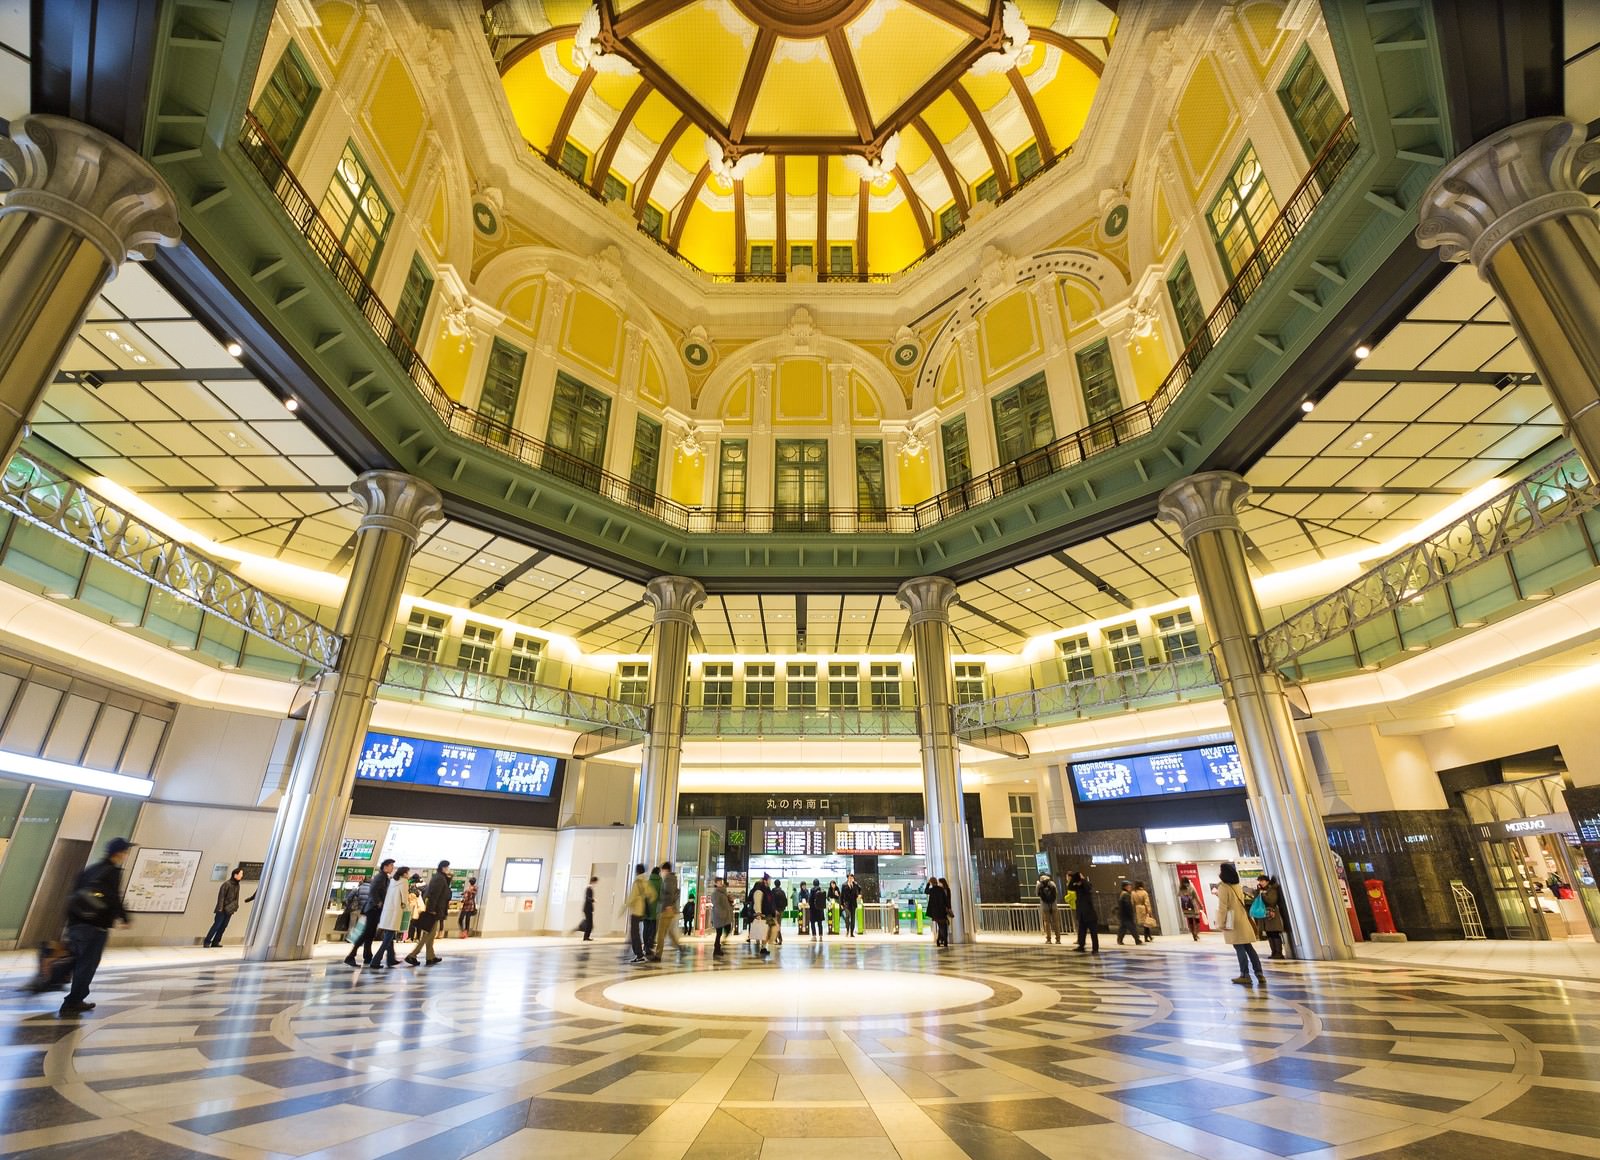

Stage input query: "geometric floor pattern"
[{"left": 3, "top": 937, "right": 1599, "bottom": 1158}]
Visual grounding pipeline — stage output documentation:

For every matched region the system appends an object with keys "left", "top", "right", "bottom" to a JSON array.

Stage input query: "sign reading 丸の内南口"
[{"left": 355, "top": 731, "right": 561, "bottom": 798}]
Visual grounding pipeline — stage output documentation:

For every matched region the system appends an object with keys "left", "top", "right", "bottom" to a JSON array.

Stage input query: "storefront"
[{"left": 1462, "top": 776, "right": 1600, "bottom": 941}]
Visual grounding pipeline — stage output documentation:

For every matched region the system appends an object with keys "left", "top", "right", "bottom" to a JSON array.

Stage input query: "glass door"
[
  {"left": 775, "top": 439, "right": 828, "bottom": 530},
  {"left": 1480, "top": 836, "right": 1545, "bottom": 939}
]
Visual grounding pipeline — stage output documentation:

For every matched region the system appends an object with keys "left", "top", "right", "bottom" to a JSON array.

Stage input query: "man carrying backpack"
[
  {"left": 1037, "top": 873, "right": 1061, "bottom": 944},
  {"left": 58, "top": 837, "right": 132, "bottom": 1017}
]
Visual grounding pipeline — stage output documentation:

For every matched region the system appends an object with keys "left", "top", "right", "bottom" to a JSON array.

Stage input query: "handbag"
[
  {"left": 67, "top": 887, "right": 111, "bottom": 925},
  {"left": 1249, "top": 893, "right": 1268, "bottom": 920},
  {"left": 346, "top": 915, "right": 367, "bottom": 944}
]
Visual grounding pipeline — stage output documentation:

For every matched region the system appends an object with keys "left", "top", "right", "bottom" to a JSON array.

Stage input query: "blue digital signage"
[
  {"left": 355, "top": 731, "right": 561, "bottom": 799},
  {"left": 1070, "top": 743, "right": 1245, "bottom": 803}
]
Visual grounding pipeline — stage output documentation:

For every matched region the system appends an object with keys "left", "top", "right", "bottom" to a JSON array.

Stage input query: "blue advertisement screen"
[
  {"left": 355, "top": 731, "right": 561, "bottom": 798},
  {"left": 1070, "top": 743, "right": 1245, "bottom": 803}
]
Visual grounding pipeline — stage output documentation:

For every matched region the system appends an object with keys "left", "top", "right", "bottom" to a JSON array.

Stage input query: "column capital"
[
  {"left": 349, "top": 471, "right": 444, "bottom": 542},
  {"left": 1416, "top": 117, "right": 1600, "bottom": 269},
  {"left": 0, "top": 115, "right": 181, "bottom": 269},
  {"left": 644, "top": 575, "right": 706, "bottom": 624},
  {"left": 1156, "top": 471, "right": 1250, "bottom": 545},
  {"left": 896, "top": 575, "right": 959, "bottom": 624}
]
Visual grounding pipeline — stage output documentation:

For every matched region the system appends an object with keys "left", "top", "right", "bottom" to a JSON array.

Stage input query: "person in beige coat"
[{"left": 1214, "top": 863, "right": 1265, "bottom": 986}]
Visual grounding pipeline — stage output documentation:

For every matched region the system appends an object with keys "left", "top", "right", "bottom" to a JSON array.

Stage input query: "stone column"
[
  {"left": 629, "top": 575, "right": 706, "bottom": 872},
  {"left": 1417, "top": 118, "right": 1600, "bottom": 475},
  {"left": 1158, "top": 472, "right": 1354, "bottom": 961},
  {"left": 0, "top": 115, "right": 180, "bottom": 462},
  {"left": 245, "top": 472, "right": 443, "bottom": 961},
  {"left": 897, "top": 576, "right": 979, "bottom": 944},
  {"left": 1042, "top": 762, "right": 1073, "bottom": 834}
]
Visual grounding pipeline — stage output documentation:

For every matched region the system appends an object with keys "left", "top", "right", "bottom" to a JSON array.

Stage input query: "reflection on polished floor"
[{"left": 3, "top": 937, "right": 1598, "bottom": 1159}]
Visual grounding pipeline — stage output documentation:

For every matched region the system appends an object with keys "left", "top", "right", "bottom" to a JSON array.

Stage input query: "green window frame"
[
  {"left": 1105, "top": 622, "right": 1145, "bottom": 672},
  {"left": 775, "top": 439, "right": 828, "bottom": 529},
  {"left": 399, "top": 609, "right": 447, "bottom": 662},
  {"left": 617, "top": 662, "right": 649, "bottom": 705},
  {"left": 543, "top": 371, "right": 611, "bottom": 489},
  {"left": 1156, "top": 610, "right": 1202, "bottom": 661},
  {"left": 1207, "top": 145, "right": 1278, "bottom": 280},
  {"left": 829, "top": 244, "right": 854, "bottom": 276},
  {"left": 558, "top": 141, "right": 588, "bottom": 183},
  {"left": 629, "top": 414, "right": 662, "bottom": 500},
  {"left": 869, "top": 662, "right": 901, "bottom": 709},
  {"left": 938, "top": 203, "right": 962, "bottom": 240},
  {"left": 1166, "top": 255, "right": 1207, "bottom": 349},
  {"left": 601, "top": 172, "right": 628, "bottom": 204},
  {"left": 749, "top": 244, "right": 775, "bottom": 275},
  {"left": 941, "top": 415, "right": 972, "bottom": 488},
  {"left": 786, "top": 662, "right": 818, "bottom": 709},
  {"left": 789, "top": 243, "right": 814, "bottom": 270},
  {"left": 1278, "top": 48, "right": 1345, "bottom": 161},
  {"left": 393, "top": 253, "right": 434, "bottom": 346},
  {"left": 1059, "top": 636, "right": 1094, "bottom": 681},
  {"left": 507, "top": 634, "right": 543, "bottom": 683},
  {"left": 1014, "top": 142, "right": 1043, "bottom": 182},
  {"left": 744, "top": 662, "right": 776, "bottom": 709},
  {"left": 320, "top": 142, "right": 392, "bottom": 280},
  {"left": 953, "top": 662, "right": 987, "bottom": 704},
  {"left": 1075, "top": 339, "right": 1121, "bottom": 425},
  {"left": 717, "top": 438, "right": 747, "bottom": 520},
  {"left": 974, "top": 173, "right": 1000, "bottom": 204},
  {"left": 702, "top": 662, "right": 734, "bottom": 708},
  {"left": 855, "top": 440, "right": 886, "bottom": 519},
  {"left": 828, "top": 662, "right": 860, "bottom": 708},
  {"left": 456, "top": 622, "right": 497, "bottom": 674},
  {"left": 641, "top": 203, "right": 665, "bottom": 239},
  {"left": 477, "top": 338, "right": 526, "bottom": 443},
  {"left": 253, "top": 43, "right": 320, "bottom": 156},
  {"left": 991, "top": 373, "right": 1055, "bottom": 464}
]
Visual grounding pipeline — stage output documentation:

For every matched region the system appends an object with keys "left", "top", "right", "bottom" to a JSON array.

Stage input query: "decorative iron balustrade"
[
  {"left": 1257, "top": 451, "right": 1600, "bottom": 670},
  {"left": 683, "top": 704, "right": 920, "bottom": 737},
  {"left": 381, "top": 656, "right": 648, "bottom": 732},
  {"left": 237, "top": 112, "right": 1357, "bottom": 537},
  {"left": 0, "top": 454, "right": 342, "bottom": 669},
  {"left": 952, "top": 656, "right": 1222, "bottom": 733}
]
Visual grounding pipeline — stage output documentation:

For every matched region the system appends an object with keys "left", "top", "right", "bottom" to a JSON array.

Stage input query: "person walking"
[
  {"left": 710, "top": 877, "right": 733, "bottom": 957},
  {"left": 202, "top": 866, "right": 256, "bottom": 948},
  {"left": 58, "top": 837, "right": 132, "bottom": 1017},
  {"left": 1115, "top": 882, "right": 1141, "bottom": 945},
  {"left": 623, "top": 864, "right": 655, "bottom": 964},
  {"left": 1070, "top": 871, "right": 1099, "bottom": 954},
  {"left": 1255, "top": 874, "right": 1288, "bottom": 960},
  {"left": 654, "top": 863, "right": 685, "bottom": 957},
  {"left": 770, "top": 879, "right": 787, "bottom": 946},
  {"left": 458, "top": 876, "right": 478, "bottom": 937},
  {"left": 926, "top": 876, "right": 952, "bottom": 947},
  {"left": 644, "top": 866, "right": 663, "bottom": 958},
  {"left": 683, "top": 888, "right": 696, "bottom": 936},
  {"left": 372, "top": 864, "right": 409, "bottom": 970},
  {"left": 346, "top": 858, "right": 395, "bottom": 967},
  {"left": 1036, "top": 873, "right": 1061, "bottom": 944},
  {"left": 406, "top": 860, "right": 451, "bottom": 966},
  {"left": 1178, "top": 878, "right": 1202, "bottom": 941},
  {"left": 808, "top": 880, "right": 825, "bottom": 940},
  {"left": 841, "top": 874, "right": 862, "bottom": 937},
  {"left": 1132, "top": 880, "right": 1156, "bottom": 943},
  {"left": 578, "top": 876, "right": 597, "bottom": 941},
  {"left": 796, "top": 888, "right": 809, "bottom": 937},
  {"left": 1215, "top": 863, "right": 1266, "bottom": 985}
]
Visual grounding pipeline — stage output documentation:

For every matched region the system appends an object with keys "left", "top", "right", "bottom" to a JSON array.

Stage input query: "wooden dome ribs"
[
  {"left": 895, "top": 164, "right": 934, "bottom": 249},
  {"left": 633, "top": 112, "right": 692, "bottom": 221},
  {"left": 825, "top": 28, "right": 874, "bottom": 145},
  {"left": 729, "top": 27, "right": 779, "bottom": 143},
  {"left": 1008, "top": 66, "right": 1053, "bottom": 162},
  {"left": 912, "top": 115, "right": 968, "bottom": 219},
  {"left": 590, "top": 79, "right": 656, "bottom": 196},
  {"left": 951, "top": 79, "right": 1010, "bottom": 195}
]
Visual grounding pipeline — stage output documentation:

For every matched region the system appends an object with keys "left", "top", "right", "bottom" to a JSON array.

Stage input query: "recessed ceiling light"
[
  {"left": 1355, "top": 344, "right": 1371, "bottom": 359},
  {"left": 284, "top": 397, "right": 299, "bottom": 412},
  {"left": 1301, "top": 400, "right": 1315, "bottom": 413},
  {"left": 103, "top": 329, "right": 121, "bottom": 342},
  {"left": 225, "top": 341, "right": 244, "bottom": 358}
]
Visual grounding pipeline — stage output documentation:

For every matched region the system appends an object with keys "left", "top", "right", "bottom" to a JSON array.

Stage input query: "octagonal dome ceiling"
[{"left": 496, "top": 0, "right": 1115, "bottom": 276}]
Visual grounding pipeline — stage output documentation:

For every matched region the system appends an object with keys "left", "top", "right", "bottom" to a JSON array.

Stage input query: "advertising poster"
[
  {"left": 355, "top": 731, "right": 561, "bottom": 798},
  {"left": 123, "top": 847, "right": 202, "bottom": 913}
]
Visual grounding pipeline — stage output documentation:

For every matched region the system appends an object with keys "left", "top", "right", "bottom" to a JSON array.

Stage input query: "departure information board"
[
  {"left": 1070, "top": 743, "right": 1245, "bottom": 803},
  {"left": 834, "top": 823, "right": 905, "bottom": 855},
  {"left": 760, "top": 819, "right": 827, "bottom": 856},
  {"left": 355, "top": 731, "right": 561, "bottom": 798}
]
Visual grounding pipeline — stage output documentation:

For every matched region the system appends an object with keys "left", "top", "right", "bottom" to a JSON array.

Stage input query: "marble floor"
[{"left": 3, "top": 934, "right": 1599, "bottom": 1159}]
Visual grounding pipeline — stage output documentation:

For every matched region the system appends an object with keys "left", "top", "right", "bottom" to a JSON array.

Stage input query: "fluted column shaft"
[
  {"left": 1417, "top": 118, "right": 1600, "bottom": 475},
  {"left": 1158, "top": 473, "right": 1354, "bottom": 961},
  {"left": 245, "top": 473, "right": 443, "bottom": 962},
  {"left": 897, "top": 576, "right": 978, "bottom": 944},
  {"left": 0, "top": 116, "right": 180, "bottom": 462},
  {"left": 630, "top": 576, "right": 706, "bottom": 873}
]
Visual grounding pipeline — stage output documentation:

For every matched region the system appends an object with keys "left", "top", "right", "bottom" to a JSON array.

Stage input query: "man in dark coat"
[
  {"left": 1070, "top": 871, "right": 1099, "bottom": 954},
  {"left": 407, "top": 860, "right": 452, "bottom": 966},
  {"left": 202, "top": 866, "right": 256, "bottom": 947},
  {"left": 345, "top": 858, "right": 394, "bottom": 967},
  {"left": 579, "top": 876, "right": 597, "bottom": 940},
  {"left": 1036, "top": 873, "right": 1061, "bottom": 944},
  {"left": 808, "top": 881, "right": 826, "bottom": 939},
  {"left": 59, "top": 837, "right": 132, "bottom": 1017},
  {"left": 840, "top": 874, "right": 862, "bottom": 937}
]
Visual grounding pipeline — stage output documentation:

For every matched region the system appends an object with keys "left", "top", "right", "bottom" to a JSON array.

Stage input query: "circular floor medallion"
[{"left": 602, "top": 967, "right": 993, "bottom": 1018}]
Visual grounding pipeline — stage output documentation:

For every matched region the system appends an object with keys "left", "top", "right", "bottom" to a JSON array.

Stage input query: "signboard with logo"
[
  {"left": 1070, "top": 743, "right": 1245, "bottom": 803},
  {"left": 338, "top": 837, "right": 376, "bottom": 863},
  {"left": 1476, "top": 812, "right": 1575, "bottom": 842},
  {"left": 355, "top": 731, "right": 561, "bottom": 799}
]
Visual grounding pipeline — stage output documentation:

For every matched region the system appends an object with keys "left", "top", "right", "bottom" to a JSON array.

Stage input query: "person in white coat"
[
  {"left": 1214, "top": 862, "right": 1265, "bottom": 986},
  {"left": 371, "top": 865, "right": 409, "bottom": 969}
]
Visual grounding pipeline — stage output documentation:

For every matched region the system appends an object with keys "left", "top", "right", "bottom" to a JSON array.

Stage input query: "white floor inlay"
[{"left": 602, "top": 966, "right": 994, "bottom": 1017}]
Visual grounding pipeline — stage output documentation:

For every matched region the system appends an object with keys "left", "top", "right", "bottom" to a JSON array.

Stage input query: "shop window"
[
  {"left": 1279, "top": 48, "right": 1345, "bottom": 161},
  {"left": 1058, "top": 635, "right": 1094, "bottom": 681},
  {"left": 601, "top": 172, "right": 628, "bottom": 204},
  {"left": 775, "top": 439, "right": 828, "bottom": 530},
  {"left": 953, "top": 662, "right": 987, "bottom": 704},
  {"left": 544, "top": 372, "right": 611, "bottom": 491},
  {"left": 457, "top": 622, "right": 497, "bottom": 674},
  {"left": 629, "top": 415, "right": 662, "bottom": 503},
  {"left": 1105, "top": 622, "right": 1146, "bottom": 672},
  {"left": 507, "top": 634, "right": 543, "bottom": 683},
  {"left": 399, "top": 609, "right": 446, "bottom": 663},
  {"left": 786, "top": 662, "right": 818, "bottom": 708},
  {"left": 558, "top": 141, "right": 588, "bottom": 183},
  {"left": 938, "top": 203, "right": 962, "bottom": 241},
  {"left": 744, "top": 662, "right": 776, "bottom": 708},
  {"left": 1167, "top": 255, "right": 1207, "bottom": 351},
  {"left": 789, "top": 243, "right": 814, "bottom": 270},
  {"left": 641, "top": 203, "right": 665, "bottom": 239},
  {"left": 393, "top": 253, "right": 434, "bottom": 347},
  {"left": 1075, "top": 339, "right": 1121, "bottom": 426},
  {"left": 1208, "top": 145, "right": 1278, "bottom": 280},
  {"left": 974, "top": 173, "right": 1000, "bottom": 204},
  {"left": 702, "top": 662, "right": 733, "bottom": 708},
  {"left": 941, "top": 415, "right": 972, "bottom": 489},
  {"left": 476, "top": 338, "right": 526, "bottom": 445},
  {"left": 253, "top": 43, "right": 320, "bottom": 157},
  {"left": 717, "top": 439, "right": 747, "bottom": 522},
  {"left": 320, "top": 142, "right": 391, "bottom": 280},
  {"left": 869, "top": 662, "right": 901, "bottom": 709},
  {"left": 1014, "top": 142, "right": 1043, "bottom": 182},
  {"left": 749, "top": 244, "right": 775, "bottom": 275},
  {"left": 617, "top": 662, "right": 649, "bottom": 704},
  {"left": 992, "top": 373, "right": 1055, "bottom": 464},
  {"left": 1157, "top": 610, "right": 1202, "bottom": 661},
  {"left": 829, "top": 662, "right": 860, "bottom": 708},
  {"left": 829, "top": 244, "right": 854, "bottom": 276},
  {"left": 855, "top": 440, "right": 886, "bottom": 520}
]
